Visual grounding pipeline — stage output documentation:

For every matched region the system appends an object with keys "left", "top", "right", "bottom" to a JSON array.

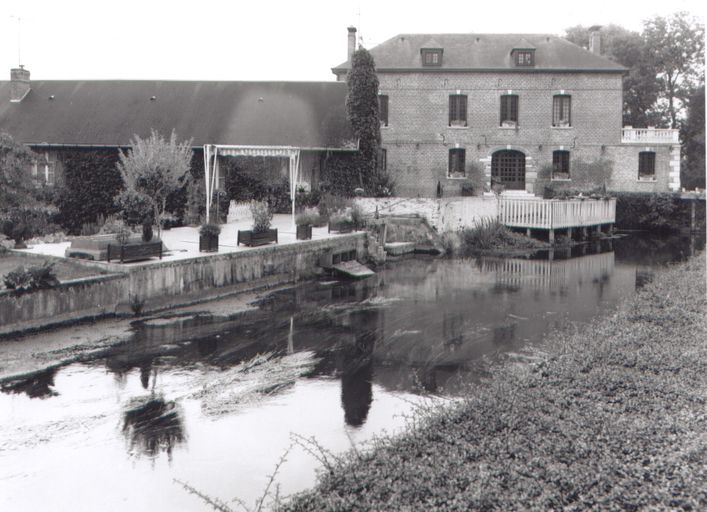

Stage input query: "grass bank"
[{"left": 282, "top": 254, "right": 706, "bottom": 511}]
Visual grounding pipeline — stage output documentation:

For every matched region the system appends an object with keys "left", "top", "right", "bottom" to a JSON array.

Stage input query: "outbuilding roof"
[
  {"left": 0, "top": 80, "right": 355, "bottom": 149},
  {"left": 333, "top": 33, "right": 626, "bottom": 74}
]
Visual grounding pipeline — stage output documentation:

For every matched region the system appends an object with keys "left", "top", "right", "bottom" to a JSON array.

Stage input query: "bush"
[
  {"left": 98, "top": 215, "right": 125, "bottom": 235},
  {"left": 460, "top": 217, "right": 548, "bottom": 253},
  {"left": 115, "top": 226, "right": 132, "bottom": 246},
  {"left": 0, "top": 205, "right": 61, "bottom": 243},
  {"left": 115, "top": 189, "right": 155, "bottom": 227},
  {"left": 329, "top": 209, "right": 353, "bottom": 225},
  {"left": 3, "top": 262, "right": 59, "bottom": 292},
  {"left": 614, "top": 192, "right": 694, "bottom": 232},
  {"left": 295, "top": 207, "right": 322, "bottom": 227},
  {"left": 199, "top": 223, "right": 221, "bottom": 237},
  {"left": 350, "top": 203, "right": 367, "bottom": 229},
  {"left": 249, "top": 200, "right": 273, "bottom": 233},
  {"left": 318, "top": 194, "right": 352, "bottom": 222}
]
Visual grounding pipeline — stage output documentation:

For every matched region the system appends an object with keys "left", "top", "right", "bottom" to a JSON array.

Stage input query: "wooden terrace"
[{"left": 499, "top": 197, "right": 616, "bottom": 242}]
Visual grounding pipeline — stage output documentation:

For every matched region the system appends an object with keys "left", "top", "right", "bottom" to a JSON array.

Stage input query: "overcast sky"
[{"left": 1, "top": 0, "right": 703, "bottom": 81}]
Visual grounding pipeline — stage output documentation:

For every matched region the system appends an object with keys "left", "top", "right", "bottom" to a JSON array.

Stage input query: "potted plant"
[
  {"left": 237, "top": 200, "right": 278, "bottom": 246},
  {"left": 328, "top": 209, "right": 354, "bottom": 233},
  {"left": 295, "top": 207, "right": 321, "bottom": 240},
  {"left": 199, "top": 223, "right": 221, "bottom": 252}
]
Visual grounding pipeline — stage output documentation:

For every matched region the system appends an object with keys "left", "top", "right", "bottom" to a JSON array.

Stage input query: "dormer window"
[
  {"left": 513, "top": 49, "right": 535, "bottom": 67},
  {"left": 421, "top": 48, "right": 443, "bottom": 66}
]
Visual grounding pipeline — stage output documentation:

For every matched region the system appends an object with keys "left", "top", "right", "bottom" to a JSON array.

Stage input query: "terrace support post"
[
  {"left": 691, "top": 201, "right": 696, "bottom": 232},
  {"left": 595, "top": 225, "right": 602, "bottom": 236},
  {"left": 567, "top": 228, "right": 573, "bottom": 240},
  {"left": 526, "top": 228, "right": 531, "bottom": 237},
  {"left": 608, "top": 224, "right": 614, "bottom": 236},
  {"left": 581, "top": 227, "right": 588, "bottom": 240},
  {"left": 548, "top": 229, "right": 555, "bottom": 244}
]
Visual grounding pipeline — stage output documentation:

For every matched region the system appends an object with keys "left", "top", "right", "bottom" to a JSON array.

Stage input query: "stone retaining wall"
[{"left": 0, "top": 234, "right": 366, "bottom": 336}]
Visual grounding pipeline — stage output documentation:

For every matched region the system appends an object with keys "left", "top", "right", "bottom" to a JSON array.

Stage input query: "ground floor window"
[
  {"left": 448, "top": 148, "right": 466, "bottom": 178},
  {"left": 30, "top": 153, "right": 55, "bottom": 186},
  {"left": 377, "top": 148, "right": 387, "bottom": 172},
  {"left": 638, "top": 151, "right": 656, "bottom": 180},
  {"left": 552, "top": 150, "right": 570, "bottom": 180}
]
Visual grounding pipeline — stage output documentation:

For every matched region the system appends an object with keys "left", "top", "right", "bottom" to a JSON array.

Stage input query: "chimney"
[
  {"left": 10, "top": 66, "right": 30, "bottom": 102},
  {"left": 347, "top": 26, "right": 357, "bottom": 64},
  {"left": 588, "top": 25, "right": 602, "bottom": 55}
]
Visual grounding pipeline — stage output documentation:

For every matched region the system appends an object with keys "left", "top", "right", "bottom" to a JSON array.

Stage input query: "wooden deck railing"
[
  {"left": 499, "top": 197, "right": 616, "bottom": 230},
  {"left": 621, "top": 127, "right": 679, "bottom": 144}
]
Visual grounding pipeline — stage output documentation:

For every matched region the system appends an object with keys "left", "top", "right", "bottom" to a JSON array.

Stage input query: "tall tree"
[
  {"left": 346, "top": 48, "right": 381, "bottom": 191},
  {"left": 0, "top": 132, "right": 37, "bottom": 208},
  {"left": 564, "top": 24, "right": 661, "bottom": 127},
  {"left": 643, "top": 12, "right": 705, "bottom": 129},
  {"left": 116, "top": 130, "right": 192, "bottom": 236},
  {"left": 681, "top": 85, "right": 705, "bottom": 190}
]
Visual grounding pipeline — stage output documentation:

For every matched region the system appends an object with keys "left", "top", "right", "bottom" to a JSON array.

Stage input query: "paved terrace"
[{"left": 18, "top": 214, "right": 341, "bottom": 265}]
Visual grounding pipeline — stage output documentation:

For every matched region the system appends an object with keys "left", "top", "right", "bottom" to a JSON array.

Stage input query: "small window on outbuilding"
[
  {"left": 638, "top": 151, "right": 656, "bottom": 180},
  {"left": 379, "top": 95, "right": 389, "bottom": 127},
  {"left": 448, "top": 94, "right": 468, "bottom": 127},
  {"left": 500, "top": 95, "right": 519, "bottom": 126},
  {"left": 552, "top": 150, "right": 570, "bottom": 180},
  {"left": 421, "top": 48, "right": 443, "bottom": 66},
  {"left": 513, "top": 49, "right": 535, "bottom": 67},
  {"left": 448, "top": 148, "right": 466, "bottom": 178}
]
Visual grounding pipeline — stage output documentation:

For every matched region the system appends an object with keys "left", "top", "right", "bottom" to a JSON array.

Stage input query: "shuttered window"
[
  {"left": 500, "top": 95, "right": 519, "bottom": 125},
  {"left": 553, "top": 95, "right": 571, "bottom": 126},
  {"left": 448, "top": 94, "right": 467, "bottom": 127},
  {"left": 638, "top": 151, "right": 656, "bottom": 180},
  {"left": 379, "top": 95, "right": 389, "bottom": 127},
  {"left": 552, "top": 150, "right": 570, "bottom": 179},
  {"left": 448, "top": 148, "right": 466, "bottom": 177}
]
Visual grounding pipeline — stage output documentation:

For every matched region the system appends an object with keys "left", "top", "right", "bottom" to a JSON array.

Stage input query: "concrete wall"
[
  {"left": 356, "top": 196, "right": 498, "bottom": 231},
  {"left": 377, "top": 71, "right": 676, "bottom": 196},
  {"left": 0, "top": 234, "right": 366, "bottom": 336}
]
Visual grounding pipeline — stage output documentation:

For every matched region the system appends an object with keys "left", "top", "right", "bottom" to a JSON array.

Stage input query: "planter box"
[
  {"left": 199, "top": 234, "right": 219, "bottom": 252},
  {"left": 237, "top": 228, "right": 278, "bottom": 247},
  {"left": 328, "top": 220, "right": 354, "bottom": 233},
  {"left": 66, "top": 234, "right": 144, "bottom": 260},
  {"left": 296, "top": 224, "right": 312, "bottom": 240},
  {"left": 107, "top": 241, "right": 163, "bottom": 263}
]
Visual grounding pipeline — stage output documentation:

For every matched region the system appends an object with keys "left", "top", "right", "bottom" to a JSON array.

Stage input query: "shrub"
[
  {"left": 249, "top": 200, "right": 273, "bottom": 233},
  {"left": 115, "top": 226, "right": 132, "bottom": 246},
  {"left": 116, "top": 188, "right": 155, "bottom": 227},
  {"left": 98, "top": 215, "right": 125, "bottom": 235},
  {"left": 329, "top": 209, "right": 353, "bottom": 225},
  {"left": 295, "top": 207, "right": 322, "bottom": 227},
  {"left": 614, "top": 192, "right": 688, "bottom": 232},
  {"left": 3, "top": 262, "right": 59, "bottom": 292},
  {"left": 0, "top": 205, "right": 61, "bottom": 243},
  {"left": 199, "top": 223, "right": 221, "bottom": 237},
  {"left": 350, "top": 203, "right": 367, "bottom": 229},
  {"left": 318, "top": 194, "right": 352, "bottom": 222},
  {"left": 460, "top": 217, "right": 548, "bottom": 253}
]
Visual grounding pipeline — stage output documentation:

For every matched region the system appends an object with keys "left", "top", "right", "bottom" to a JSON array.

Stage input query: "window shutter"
[
  {"left": 460, "top": 96, "right": 467, "bottom": 126},
  {"left": 449, "top": 96, "right": 453, "bottom": 126}
]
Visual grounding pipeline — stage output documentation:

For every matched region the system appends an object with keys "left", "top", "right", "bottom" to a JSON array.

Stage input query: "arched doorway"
[{"left": 491, "top": 150, "right": 526, "bottom": 190}]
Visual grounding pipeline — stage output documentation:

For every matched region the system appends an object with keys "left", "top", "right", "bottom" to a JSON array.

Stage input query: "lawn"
[
  {"left": 0, "top": 253, "right": 104, "bottom": 289},
  {"left": 281, "top": 254, "right": 706, "bottom": 510}
]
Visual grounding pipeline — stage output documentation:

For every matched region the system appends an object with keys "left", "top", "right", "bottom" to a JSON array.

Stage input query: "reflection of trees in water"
[
  {"left": 1, "top": 367, "right": 59, "bottom": 399},
  {"left": 122, "top": 395, "right": 185, "bottom": 460},
  {"left": 492, "top": 323, "right": 516, "bottom": 345},
  {"left": 339, "top": 309, "right": 378, "bottom": 427}
]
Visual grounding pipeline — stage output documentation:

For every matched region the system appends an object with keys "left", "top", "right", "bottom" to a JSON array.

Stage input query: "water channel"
[{"left": 0, "top": 233, "right": 701, "bottom": 511}]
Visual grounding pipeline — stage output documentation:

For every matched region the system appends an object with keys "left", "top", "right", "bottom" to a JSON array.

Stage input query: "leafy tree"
[
  {"left": 0, "top": 132, "right": 37, "bottom": 208},
  {"left": 643, "top": 12, "right": 705, "bottom": 129},
  {"left": 116, "top": 130, "right": 192, "bottom": 236},
  {"left": 345, "top": 48, "right": 381, "bottom": 192},
  {"left": 681, "top": 85, "right": 705, "bottom": 190},
  {"left": 564, "top": 25, "right": 661, "bottom": 127}
]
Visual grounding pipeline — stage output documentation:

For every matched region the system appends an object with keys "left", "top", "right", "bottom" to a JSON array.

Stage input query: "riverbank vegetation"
[
  {"left": 281, "top": 254, "right": 706, "bottom": 510},
  {"left": 441, "top": 218, "right": 550, "bottom": 256}
]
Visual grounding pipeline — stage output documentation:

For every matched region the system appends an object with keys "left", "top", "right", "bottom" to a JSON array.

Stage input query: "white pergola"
[{"left": 203, "top": 144, "right": 301, "bottom": 227}]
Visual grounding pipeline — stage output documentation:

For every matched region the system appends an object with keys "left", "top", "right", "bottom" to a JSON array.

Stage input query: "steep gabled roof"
[
  {"left": 333, "top": 33, "right": 626, "bottom": 73},
  {"left": 0, "top": 80, "right": 355, "bottom": 149}
]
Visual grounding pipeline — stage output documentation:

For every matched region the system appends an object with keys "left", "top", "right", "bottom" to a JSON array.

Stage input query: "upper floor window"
[
  {"left": 500, "top": 95, "right": 519, "bottom": 126},
  {"left": 638, "top": 151, "right": 656, "bottom": 180},
  {"left": 553, "top": 95, "right": 572, "bottom": 127},
  {"left": 552, "top": 150, "right": 570, "bottom": 180},
  {"left": 421, "top": 48, "right": 443, "bottom": 66},
  {"left": 513, "top": 49, "right": 535, "bottom": 67},
  {"left": 448, "top": 148, "right": 466, "bottom": 178},
  {"left": 377, "top": 148, "right": 387, "bottom": 172},
  {"left": 379, "top": 95, "right": 389, "bottom": 127},
  {"left": 448, "top": 94, "right": 468, "bottom": 127}
]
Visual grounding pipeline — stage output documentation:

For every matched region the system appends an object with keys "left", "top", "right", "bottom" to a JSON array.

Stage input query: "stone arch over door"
[{"left": 491, "top": 150, "right": 526, "bottom": 190}]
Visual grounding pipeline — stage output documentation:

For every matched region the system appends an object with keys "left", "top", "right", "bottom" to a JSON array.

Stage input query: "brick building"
[{"left": 333, "top": 28, "right": 681, "bottom": 197}]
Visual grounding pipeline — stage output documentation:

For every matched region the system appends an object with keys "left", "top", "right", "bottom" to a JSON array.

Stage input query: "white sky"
[{"left": 0, "top": 0, "right": 704, "bottom": 81}]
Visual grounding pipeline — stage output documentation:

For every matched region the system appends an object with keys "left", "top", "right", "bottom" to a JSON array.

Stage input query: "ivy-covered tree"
[
  {"left": 345, "top": 48, "right": 381, "bottom": 192},
  {"left": 681, "top": 85, "right": 705, "bottom": 190},
  {"left": 116, "top": 130, "right": 192, "bottom": 236},
  {"left": 0, "top": 132, "right": 36, "bottom": 208}
]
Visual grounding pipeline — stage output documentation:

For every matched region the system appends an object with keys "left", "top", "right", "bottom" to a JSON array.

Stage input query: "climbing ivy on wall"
[{"left": 55, "top": 148, "right": 124, "bottom": 234}]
